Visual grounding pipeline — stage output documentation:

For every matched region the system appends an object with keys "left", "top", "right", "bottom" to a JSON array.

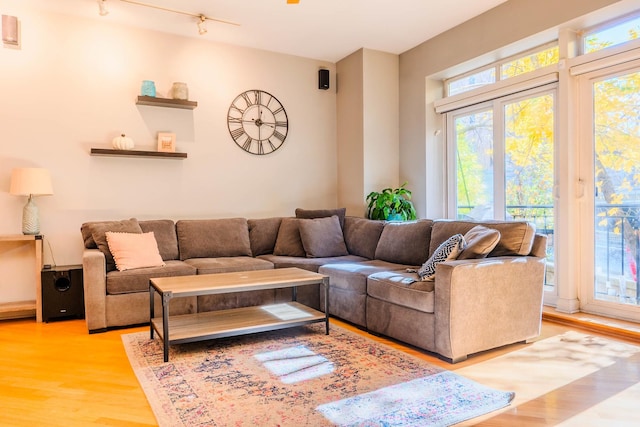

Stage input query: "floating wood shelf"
[
  {"left": 136, "top": 95, "right": 197, "bottom": 109},
  {"left": 90, "top": 148, "right": 187, "bottom": 159}
]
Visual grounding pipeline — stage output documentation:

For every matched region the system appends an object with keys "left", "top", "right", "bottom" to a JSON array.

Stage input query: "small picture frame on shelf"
[{"left": 157, "top": 132, "right": 176, "bottom": 152}]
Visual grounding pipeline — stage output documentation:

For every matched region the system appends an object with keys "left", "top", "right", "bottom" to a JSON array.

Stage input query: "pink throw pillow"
[{"left": 105, "top": 231, "right": 165, "bottom": 271}]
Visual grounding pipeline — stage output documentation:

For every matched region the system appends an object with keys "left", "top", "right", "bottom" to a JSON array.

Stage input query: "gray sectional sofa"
[{"left": 80, "top": 208, "right": 547, "bottom": 362}]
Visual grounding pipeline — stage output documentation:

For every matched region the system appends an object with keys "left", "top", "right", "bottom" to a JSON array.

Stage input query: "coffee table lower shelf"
[{"left": 151, "top": 302, "right": 328, "bottom": 352}]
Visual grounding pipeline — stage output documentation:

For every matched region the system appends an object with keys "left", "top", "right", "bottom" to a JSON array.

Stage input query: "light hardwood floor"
[{"left": 0, "top": 313, "right": 638, "bottom": 426}]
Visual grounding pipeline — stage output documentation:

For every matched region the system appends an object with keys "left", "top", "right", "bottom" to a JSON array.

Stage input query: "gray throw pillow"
[
  {"left": 295, "top": 207, "right": 346, "bottom": 229},
  {"left": 298, "top": 215, "right": 348, "bottom": 258},
  {"left": 416, "top": 234, "right": 465, "bottom": 281},
  {"left": 87, "top": 218, "right": 143, "bottom": 272},
  {"left": 273, "top": 218, "right": 306, "bottom": 257},
  {"left": 457, "top": 225, "right": 501, "bottom": 260},
  {"left": 248, "top": 217, "right": 283, "bottom": 256}
]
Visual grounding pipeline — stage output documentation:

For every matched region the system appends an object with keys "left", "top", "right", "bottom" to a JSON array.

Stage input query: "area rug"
[{"left": 122, "top": 323, "right": 514, "bottom": 426}]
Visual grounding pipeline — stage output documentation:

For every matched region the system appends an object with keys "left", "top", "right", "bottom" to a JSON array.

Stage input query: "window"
[
  {"left": 448, "top": 87, "right": 556, "bottom": 288},
  {"left": 445, "top": 43, "right": 558, "bottom": 97},
  {"left": 583, "top": 14, "right": 640, "bottom": 54},
  {"left": 448, "top": 68, "right": 496, "bottom": 96},
  {"left": 501, "top": 45, "right": 559, "bottom": 79}
]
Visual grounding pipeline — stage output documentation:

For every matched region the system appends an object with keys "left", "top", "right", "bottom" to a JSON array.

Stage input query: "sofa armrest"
[
  {"left": 434, "top": 256, "right": 545, "bottom": 362},
  {"left": 83, "top": 249, "right": 108, "bottom": 332}
]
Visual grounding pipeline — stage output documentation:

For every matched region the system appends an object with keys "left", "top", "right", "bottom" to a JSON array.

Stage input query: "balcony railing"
[{"left": 457, "top": 203, "right": 640, "bottom": 305}]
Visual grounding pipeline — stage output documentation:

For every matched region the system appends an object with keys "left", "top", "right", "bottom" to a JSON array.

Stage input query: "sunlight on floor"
[
  {"left": 454, "top": 331, "right": 640, "bottom": 425},
  {"left": 261, "top": 303, "right": 314, "bottom": 320},
  {"left": 254, "top": 345, "right": 334, "bottom": 384}
]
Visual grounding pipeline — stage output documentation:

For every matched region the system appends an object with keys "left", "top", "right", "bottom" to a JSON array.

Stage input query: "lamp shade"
[{"left": 10, "top": 168, "right": 54, "bottom": 196}]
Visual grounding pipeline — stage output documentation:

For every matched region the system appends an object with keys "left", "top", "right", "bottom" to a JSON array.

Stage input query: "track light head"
[
  {"left": 197, "top": 15, "right": 207, "bottom": 35},
  {"left": 97, "top": 0, "right": 109, "bottom": 16}
]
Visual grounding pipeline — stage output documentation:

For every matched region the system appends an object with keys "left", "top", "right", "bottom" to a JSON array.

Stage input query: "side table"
[{"left": 0, "top": 235, "right": 44, "bottom": 322}]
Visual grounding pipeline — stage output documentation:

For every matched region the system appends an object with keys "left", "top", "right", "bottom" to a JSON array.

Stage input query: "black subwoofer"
[{"left": 41, "top": 265, "right": 84, "bottom": 322}]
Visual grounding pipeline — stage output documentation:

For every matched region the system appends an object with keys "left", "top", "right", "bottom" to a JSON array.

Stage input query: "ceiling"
[{"left": 31, "top": 0, "right": 509, "bottom": 62}]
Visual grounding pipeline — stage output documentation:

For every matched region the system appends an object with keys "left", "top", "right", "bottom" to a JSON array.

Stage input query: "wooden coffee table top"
[{"left": 150, "top": 267, "right": 327, "bottom": 298}]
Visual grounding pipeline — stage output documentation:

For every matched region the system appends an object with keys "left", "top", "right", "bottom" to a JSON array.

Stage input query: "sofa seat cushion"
[
  {"left": 367, "top": 271, "right": 435, "bottom": 314},
  {"left": 184, "top": 256, "right": 274, "bottom": 275},
  {"left": 197, "top": 289, "right": 277, "bottom": 313},
  {"left": 319, "top": 260, "right": 413, "bottom": 294},
  {"left": 257, "top": 254, "right": 367, "bottom": 272},
  {"left": 177, "top": 218, "right": 252, "bottom": 260},
  {"left": 430, "top": 220, "right": 536, "bottom": 258},
  {"left": 106, "top": 260, "right": 196, "bottom": 295},
  {"left": 374, "top": 220, "right": 433, "bottom": 266}
]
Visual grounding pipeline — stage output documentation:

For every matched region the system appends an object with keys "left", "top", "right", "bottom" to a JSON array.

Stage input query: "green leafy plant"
[{"left": 366, "top": 182, "right": 417, "bottom": 221}]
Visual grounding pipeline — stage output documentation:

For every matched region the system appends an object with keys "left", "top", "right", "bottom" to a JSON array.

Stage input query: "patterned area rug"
[{"left": 122, "top": 323, "right": 514, "bottom": 426}]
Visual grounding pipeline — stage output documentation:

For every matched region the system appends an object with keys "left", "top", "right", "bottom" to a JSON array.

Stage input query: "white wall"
[
  {"left": 363, "top": 50, "right": 399, "bottom": 199},
  {"left": 336, "top": 50, "right": 365, "bottom": 217},
  {"left": 0, "top": 5, "right": 336, "bottom": 303},
  {"left": 337, "top": 48, "right": 399, "bottom": 217}
]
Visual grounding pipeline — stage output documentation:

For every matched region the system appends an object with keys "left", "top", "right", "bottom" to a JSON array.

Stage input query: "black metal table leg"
[
  {"left": 149, "top": 284, "right": 155, "bottom": 339},
  {"left": 162, "top": 292, "right": 170, "bottom": 362},
  {"left": 323, "top": 276, "right": 330, "bottom": 335}
]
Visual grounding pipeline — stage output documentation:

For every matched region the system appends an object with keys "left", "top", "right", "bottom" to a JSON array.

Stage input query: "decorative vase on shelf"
[
  {"left": 112, "top": 134, "right": 134, "bottom": 150},
  {"left": 141, "top": 80, "right": 156, "bottom": 97},
  {"left": 171, "top": 82, "right": 188, "bottom": 100}
]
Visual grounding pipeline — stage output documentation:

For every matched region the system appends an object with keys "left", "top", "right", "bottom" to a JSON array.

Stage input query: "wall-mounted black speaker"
[
  {"left": 318, "top": 69, "right": 330, "bottom": 90},
  {"left": 41, "top": 265, "right": 84, "bottom": 322}
]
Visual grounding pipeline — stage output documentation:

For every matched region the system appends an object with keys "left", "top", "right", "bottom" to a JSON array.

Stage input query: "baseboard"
[
  {"left": 543, "top": 311, "right": 640, "bottom": 342},
  {"left": 0, "top": 301, "right": 36, "bottom": 320}
]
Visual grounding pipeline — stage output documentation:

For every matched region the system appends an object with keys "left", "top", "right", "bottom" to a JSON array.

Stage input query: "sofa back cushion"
[
  {"left": 374, "top": 220, "right": 433, "bottom": 266},
  {"left": 248, "top": 217, "right": 283, "bottom": 256},
  {"left": 176, "top": 218, "right": 252, "bottom": 260},
  {"left": 343, "top": 216, "right": 385, "bottom": 259},
  {"left": 429, "top": 220, "right": 536, "bottom": 258},
  {"left": 139, "top": 219, "right": 179, "bottom": 261}
]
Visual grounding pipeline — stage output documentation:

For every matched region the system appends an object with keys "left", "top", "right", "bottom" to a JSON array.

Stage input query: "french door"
[
  {"left": 447, "top": 85, "right": 556, "bottom": 291},
  {"left": 579, "top": 61, "right": 640, "bottom": 321}
]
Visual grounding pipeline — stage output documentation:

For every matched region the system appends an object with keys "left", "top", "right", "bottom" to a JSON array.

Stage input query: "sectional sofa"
[{"left": 80, "top": 208, "right": 547, "bottom": 362}]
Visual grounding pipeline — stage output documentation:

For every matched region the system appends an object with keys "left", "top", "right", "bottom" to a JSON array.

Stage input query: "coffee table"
[{"left": 149, "top": 267, "right": 330, "bottom": 362}]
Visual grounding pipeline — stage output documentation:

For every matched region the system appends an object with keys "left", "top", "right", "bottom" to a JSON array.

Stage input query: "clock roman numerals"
[
  {"left": 240, "top": 92, "right": 254, "bottom": 106},
  {"left": 227, "top": 90, "right": 288, "bottom": 155},
  {"left": 242, "top": 137, "right": 253, "bottom": 152},
  {"left": 230, "top": 127, "right": 245, "bottom": 140},
  {"left": 272, "top": 130, "right": 286, "bottom": 141}
]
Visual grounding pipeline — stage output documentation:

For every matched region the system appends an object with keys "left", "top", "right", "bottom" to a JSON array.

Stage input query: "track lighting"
[
  {"left": 96, "top": 1, "right": 240, "bottom": 32},
  {"left": 97, "top": 0, "right": 109, "bottom": 16},
  {"left": 197, "top": 15, "right": 207, "bottom": 35}
]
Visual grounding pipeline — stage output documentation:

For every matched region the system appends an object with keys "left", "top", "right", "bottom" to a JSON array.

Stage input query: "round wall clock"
[{"left": 227, "top": 89, "right": 289, "bottom": 155}]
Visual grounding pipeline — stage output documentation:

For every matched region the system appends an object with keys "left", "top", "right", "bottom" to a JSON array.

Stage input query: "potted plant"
[{"left": 366, "top": 182, "right": 417, "bottom": 221}]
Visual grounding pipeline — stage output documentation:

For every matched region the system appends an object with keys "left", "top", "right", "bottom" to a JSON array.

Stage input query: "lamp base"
[{"left": 22, "top": 195, "right": 40, "bottom": 235}]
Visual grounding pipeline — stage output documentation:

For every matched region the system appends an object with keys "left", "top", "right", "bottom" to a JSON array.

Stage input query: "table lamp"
[{"left": 9, "top": 167, "right": 54, "bottom": 235}]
